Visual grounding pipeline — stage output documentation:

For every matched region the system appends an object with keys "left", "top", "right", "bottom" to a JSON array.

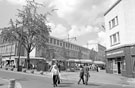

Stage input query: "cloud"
[
  {"left": 68, "top": 25, "right": 100, "bottom": 37},
  {"left": 6, "top": 0, "right": 26, "bottom": 5},
  {"left": 5, "top": 0, "right": 47, "bottom": 5},
  {"left": 50, "top": 24, "right": 68, "bottom": 38},
  {"left": 97, "top": 31, "right": 106, "bottom": 46},
  {"left": 86, "top": 31, "right": 106, "bottom": 47},
  {"left": 49, "top": 0, "right": 78, "bottom": 18}
]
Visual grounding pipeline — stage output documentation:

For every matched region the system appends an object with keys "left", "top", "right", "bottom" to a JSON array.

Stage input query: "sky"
[{"left": 0, "top": 0, "right": 118, "bottom": 48}]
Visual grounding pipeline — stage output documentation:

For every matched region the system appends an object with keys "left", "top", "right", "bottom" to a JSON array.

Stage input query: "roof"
[{"left": 104, "top": 0, "right": 122, "bottom": 16}]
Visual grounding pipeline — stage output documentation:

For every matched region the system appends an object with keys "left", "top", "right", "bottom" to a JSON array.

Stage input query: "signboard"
[{"left": 106, "top": 48, "right": 124, "bottom": 58}]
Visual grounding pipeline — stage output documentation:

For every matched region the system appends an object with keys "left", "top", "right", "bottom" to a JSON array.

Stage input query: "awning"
[
  {"left": 93, "top": 61, "right": 105, "bottom": 65},
  {"left": 80, "top": 59, "right": 93, "bottom": 63}
]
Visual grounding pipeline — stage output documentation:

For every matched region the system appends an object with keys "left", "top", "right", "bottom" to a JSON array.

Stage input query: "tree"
[{"left": 1, "top": 0, "right": 52, "bottom": 69}]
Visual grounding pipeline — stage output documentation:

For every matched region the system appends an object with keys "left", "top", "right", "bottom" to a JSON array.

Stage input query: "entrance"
[{"left": 117, "top": 62, "right": 121, "bottom": 74}]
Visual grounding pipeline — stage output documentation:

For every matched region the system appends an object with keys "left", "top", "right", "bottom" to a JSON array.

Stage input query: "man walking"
[{"left": 83, "top": 64, "right": 90, "bottom": 85}]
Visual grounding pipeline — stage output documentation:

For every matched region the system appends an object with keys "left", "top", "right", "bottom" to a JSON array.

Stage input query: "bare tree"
[{"left": 1, "top": 0, "right": 53, "bottom": 69}]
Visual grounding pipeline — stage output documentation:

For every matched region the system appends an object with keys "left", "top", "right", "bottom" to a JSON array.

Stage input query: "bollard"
[{"left": 8, "top": 79, "right": 15, "bottom": 88}]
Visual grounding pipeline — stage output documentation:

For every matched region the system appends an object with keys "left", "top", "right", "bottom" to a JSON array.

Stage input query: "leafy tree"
[{"left": 1, "top": 0, "right": 52, "bottom": 69}]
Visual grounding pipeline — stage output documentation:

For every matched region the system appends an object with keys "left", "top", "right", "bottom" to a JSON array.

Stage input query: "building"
[
  {"left": 104, "top": 0, "right": 135, "bottom": 77},
  {"left": 0, "top": 34, "right": 91, "bottom": 67},
  {"left": 88, "top": 43, "right": 106, "bottom": 62},
  {"left": 36, "top": 36, "right": 91, "bottom": 60}
]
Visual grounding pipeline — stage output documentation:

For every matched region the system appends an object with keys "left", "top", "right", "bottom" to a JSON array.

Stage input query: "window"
[
  {"left": 109, "top": 16, "right": 118, "bottom": 29},
  {"left": 63, "top": 42, "right": 65, "bottom": 47},
  {"left": 57, "top": 40, "right": 59, "bottom": 46},
  {"left": 54, "top": 39, "right": 56, "bottom": 45},
  {"left": 50, "top": 38, "right": 53, "bottom": 44},
  {"left": 60, "top": 42, "right": 62, "bottom": 46},
  {"left": 132, "top": 56, "right": 135, "bottom": 72},
  {"left": 110, "top": 32, "right": 120, "bottom": 46}
]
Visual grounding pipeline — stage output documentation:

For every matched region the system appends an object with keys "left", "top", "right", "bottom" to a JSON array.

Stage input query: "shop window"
[
  {"left": 108, "top": 60, "right": 113, "bottom": 70},
  {"left": 133, "top": 61, "right": 135, "bottom": 72},
  {"left": 122, "top": 59, "right": 126, "bottom": 71},
  {"left": 132, "top": 57, "right": 135, "bottom": 72}
]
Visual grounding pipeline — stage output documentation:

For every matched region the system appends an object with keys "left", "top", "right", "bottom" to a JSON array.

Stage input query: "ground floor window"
[
  {"left": 108, "top": 59, "right": 113, "bottom": 70},
  {"left": 121, "top": 57, "right": 126, "bottom": 71},
  {"left": 132, "top": 56, "right": 135, "bottom": 72}
]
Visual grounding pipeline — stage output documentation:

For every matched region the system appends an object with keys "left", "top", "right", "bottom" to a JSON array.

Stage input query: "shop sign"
[{"left": 107, "top": 50, "right": 124, "bottom": 56}]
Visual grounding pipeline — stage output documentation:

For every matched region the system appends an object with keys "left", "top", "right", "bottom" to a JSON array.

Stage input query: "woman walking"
[{"left": 78, "top": 65, "right": 85, "bottom": 84}]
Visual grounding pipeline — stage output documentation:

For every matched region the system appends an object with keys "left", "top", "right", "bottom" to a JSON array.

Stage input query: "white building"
[{"left": 104, "top": 0, "right": 135, "bottom": 77}]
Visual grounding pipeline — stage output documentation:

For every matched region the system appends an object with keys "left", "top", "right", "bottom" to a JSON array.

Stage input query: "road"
[{"left": 0, "top": 70, "right": 134, "bottom": 88}]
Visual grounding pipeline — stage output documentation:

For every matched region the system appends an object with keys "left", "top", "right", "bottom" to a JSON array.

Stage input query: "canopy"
[
  {"left": 80, "top": 59, "right": 93, "bottom": 63},
  {"left": 93, "top": 61, "right": 105, "bottom": 65}
]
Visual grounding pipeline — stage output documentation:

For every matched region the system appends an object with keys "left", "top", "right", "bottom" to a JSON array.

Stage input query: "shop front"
[{"left": 106, "top": 45, "right": 135, "bottom": 78}]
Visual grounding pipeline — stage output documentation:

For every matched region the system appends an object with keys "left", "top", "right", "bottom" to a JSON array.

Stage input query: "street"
[{"left": 0, "top": 70, "right": 134, "bottom": 88}]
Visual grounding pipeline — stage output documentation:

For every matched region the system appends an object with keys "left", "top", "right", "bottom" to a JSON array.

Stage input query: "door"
[{"left": 117, "top": 62, "right": 121, "bottom": 74}]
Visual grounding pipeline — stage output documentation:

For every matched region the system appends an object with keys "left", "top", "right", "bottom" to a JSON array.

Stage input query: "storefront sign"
[{"left": 107, "top": 50, "right": 124, "bottom": 56}]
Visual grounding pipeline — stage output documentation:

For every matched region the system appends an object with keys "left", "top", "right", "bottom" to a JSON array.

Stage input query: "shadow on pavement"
[
  {"left": 16, "top": 78, "right": 29, "bottom": 81},
  {"left": 87, "top": 83, "right": 101, "bottom": 87},
  {"left": 58, "top": 82, "right": 74, "bottom": 87},
  {"left": 0, "top": 84, "right": 4, "bottom": 86}
]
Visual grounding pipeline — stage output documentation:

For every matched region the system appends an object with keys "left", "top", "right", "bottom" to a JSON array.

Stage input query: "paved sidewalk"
[
  {"left": 0, "top": 78, "right": 8, "bottom": 88},
  {"left": 44, "top": 70, "right": 135, "bottom": 87},
  {"left": 0, "top": 68, "right": 135, "bottom": 88}
]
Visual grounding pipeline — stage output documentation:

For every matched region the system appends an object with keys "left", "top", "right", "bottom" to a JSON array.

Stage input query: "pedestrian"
[
  {"left": 78, "top": 65, "right": 85, "bottom": 84},
  {"left": 84, "top": 64, "right": 90, "bottom": 85},
  {"left": 96, "top": 65, "right": 99, "bottom": 72},
  {"left": 50, "top": 64, "right": 60, "bottom": 87}
]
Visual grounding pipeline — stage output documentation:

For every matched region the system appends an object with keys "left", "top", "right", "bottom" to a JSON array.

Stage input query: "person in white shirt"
[{"left": 51, "top": 64, "right": 60, "bottom": 87}]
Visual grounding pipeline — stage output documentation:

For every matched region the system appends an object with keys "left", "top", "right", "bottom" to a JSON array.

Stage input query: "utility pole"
[
  {"left": 67, "top": 34, "right": 76, "bottom": 60},
  {"left": 62, "top": 34, "right": 76, "bottom": 68}
]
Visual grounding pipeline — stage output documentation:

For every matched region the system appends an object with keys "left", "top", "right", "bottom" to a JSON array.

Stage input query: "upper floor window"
[
  {"left": 54, "top": 39, "right": 56, "bottom": 45},
  {"left": 50, "top": 38, "right": 53, "bottom": 44},
  {"left": 110, "top": 32, "right": 120, "bottom": 46},
  {"left": 57, "top": 40, "right": 59, "bottom": 46},
  {"left": 109, "top": 16, "right": 118, "bottom": 29}
]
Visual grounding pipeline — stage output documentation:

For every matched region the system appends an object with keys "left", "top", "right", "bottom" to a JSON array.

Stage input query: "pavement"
[{"left": 0, "top": 68, "right": 135, "bottom": 88}]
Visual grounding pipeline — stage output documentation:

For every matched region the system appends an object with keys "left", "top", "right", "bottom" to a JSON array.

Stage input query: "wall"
[
  {"left": 105, "top": 0, "right": 126, "bottom": 50},
  {"left": 123, "top": 0, "right": 135, "bottom": 45}
]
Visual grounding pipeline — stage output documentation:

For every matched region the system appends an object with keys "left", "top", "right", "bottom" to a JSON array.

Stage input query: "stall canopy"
[
  {"left": 93, "top": 61, "right": 105, "bottom": 65},
  {"left": 80, "top": 59, "right": 93, "bottom": 63}
]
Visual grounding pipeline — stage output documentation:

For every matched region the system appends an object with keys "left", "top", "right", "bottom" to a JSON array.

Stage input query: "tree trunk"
[{"left": 27, "top": 51, "right": 30, "bottom": 69}]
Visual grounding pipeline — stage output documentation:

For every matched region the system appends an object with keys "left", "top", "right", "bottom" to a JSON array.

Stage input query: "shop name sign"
[{"left": 107, "top": 50, "right": 124, "bottom": 56}]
